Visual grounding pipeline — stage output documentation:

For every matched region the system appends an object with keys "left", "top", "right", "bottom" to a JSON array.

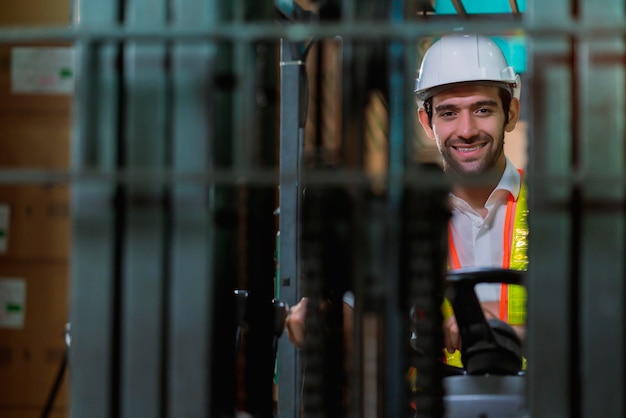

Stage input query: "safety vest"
[
  {"left": 442, "top": 169, "right": 528, "bottom": 366},
  {"left": 407, "top": 171, "right": 528, "bottom": 405}
]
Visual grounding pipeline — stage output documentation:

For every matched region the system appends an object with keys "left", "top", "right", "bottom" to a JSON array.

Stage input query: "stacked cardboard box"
[{"left": 0, "top": 1, "right": 72, "bottom": 415}]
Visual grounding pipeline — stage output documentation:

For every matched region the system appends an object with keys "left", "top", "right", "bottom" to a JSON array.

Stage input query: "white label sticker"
[
  {"left": 0, "top": 204, "right": 10, "bottom": 253},
  {"left": 11, "top": 47, "right": 75, "bottom": 94},
  {"left": 0, "top": 278, "right": 26, "bottom": 328}
]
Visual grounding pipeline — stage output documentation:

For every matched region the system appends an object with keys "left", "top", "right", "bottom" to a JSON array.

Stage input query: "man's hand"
[
  {"left": 284, "top": 297, "right": 352, "bottom": 350},
  {"left": 442, "top": 301, "right": 499, "bottom": 353},
  {"left": 285, "top": 297, "right": 309, "bottom": 348}
]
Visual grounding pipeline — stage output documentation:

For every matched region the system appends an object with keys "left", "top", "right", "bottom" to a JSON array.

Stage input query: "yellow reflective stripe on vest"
[{"left": 507, "top": 181, "right": 528, "bottom": 325}]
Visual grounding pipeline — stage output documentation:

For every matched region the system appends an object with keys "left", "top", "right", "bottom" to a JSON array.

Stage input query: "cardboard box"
[
  {"left": 0, "top": 408, "right": 67, "bottom": 418},
  {"left": 0, "top": 45, "right": 72, "bottom": 170},
  {"left": 0, "top": 0, "right": 70, "bottom": 26},
  {"left": 0, "top": 408, "right": 68, "bottom": 418},
  {"left": 0, "top": 260, "right": 70, "bottom": 416},
  {"left": 0, "top": 45, "right": 72, "bottom": 261},
  {"left": 0, "top": 4, "right": 76, "bottom": 418},
  {"left": 0, "top": 185, "right": 70, "bottom": 261}
]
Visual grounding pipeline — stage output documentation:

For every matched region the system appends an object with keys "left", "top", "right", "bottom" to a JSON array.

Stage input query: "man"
[
  {"left": 286, "top": 33, "right": 527, "bottom": 365},
  {"left": 414, "top": 33, "right": 527, "bottom": 362}
]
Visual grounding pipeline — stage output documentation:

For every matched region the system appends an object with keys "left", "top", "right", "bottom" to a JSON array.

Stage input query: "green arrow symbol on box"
[{"left": 6, "top": 303, "right": 22, "bottom": 313}]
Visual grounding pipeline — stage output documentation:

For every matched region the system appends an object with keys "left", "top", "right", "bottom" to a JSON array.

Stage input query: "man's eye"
[
  {"left": 476, "top": 108, "right": 492, "bottom": 115},
  {"left": 439, "top": 111, "right": 455, "bottom": 118}
]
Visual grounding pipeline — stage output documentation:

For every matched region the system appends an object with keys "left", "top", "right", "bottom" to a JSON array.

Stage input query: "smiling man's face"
[{"left": 419, "top": 85, "right": 519, "bottom": 179}]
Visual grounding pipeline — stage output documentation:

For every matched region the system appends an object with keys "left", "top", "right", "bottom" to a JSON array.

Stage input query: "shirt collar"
[
  {"left": 449, "top": 157, "right": 521, "bottom": 209},
  {"left": 495, "top": 157, "right": 521, "bottom": 201}
]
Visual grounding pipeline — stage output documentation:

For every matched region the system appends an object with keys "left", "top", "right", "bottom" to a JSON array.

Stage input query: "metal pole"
[
  {"left": 277, "top": 36, "right": 307, "bottom": 417},
  {"left": 69, "top": 0, "right": 121, "bottom": 416}
]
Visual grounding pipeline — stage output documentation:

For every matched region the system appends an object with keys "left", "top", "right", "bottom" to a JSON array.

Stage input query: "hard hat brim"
[{"left": 415, "top": 79, "right": 519, "bottom": 108}]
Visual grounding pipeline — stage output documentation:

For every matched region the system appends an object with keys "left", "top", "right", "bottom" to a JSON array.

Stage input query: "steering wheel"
[
  {"left": 445, "top": 267, "right": 524, "bottom": 376},
  {"left": 441, "top": 267, "right": 527, "bottom": 418}
]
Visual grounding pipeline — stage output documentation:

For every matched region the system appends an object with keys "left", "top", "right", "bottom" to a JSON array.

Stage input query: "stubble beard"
[{"left": 441, "top": 132, "right": 506, "bottom": 183}]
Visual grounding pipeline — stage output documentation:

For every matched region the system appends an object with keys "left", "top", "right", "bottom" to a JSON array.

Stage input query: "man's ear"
[
  {"left": 504, "top": 98, "right": 520, "bottom": 133},
  {"left": 418, "top": 108, "right": 435, "bottom": 139}
]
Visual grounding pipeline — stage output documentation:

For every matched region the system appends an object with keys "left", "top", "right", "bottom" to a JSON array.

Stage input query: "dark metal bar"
[
  {"left": 237, "top": 3, "right": 282, "bottom": 416},
  {"left": 69, "top": 42, "right": 119, "bottom": 418},
  {"left": 167, "top": 0, "right": 217, "bottom": 416},
  {"left": 119, "top": 0, "right": 169, "bottom": 412},
  {"left": 4, "top": 21, "right": 626, "bottom": 44},
  {"left": 68, "top": 1, "right": 121, "bottom": 417},
  {"left": 7, "top": 167, "right": 626, "bottom": 188},
  {"left": 526, "top": 1, "right": 626, "bottom": 418},
  {"left": 277, "top": 37, "right": 307, "bottom": 417},
  {"left": 525, "top": 27, "right": 575, "bottom": 418},
  {"left": 383, "top": 1, "right": 406, "bottom": 416},
  {"left": 577, "top": 1, "right": 626, "bottom": 413}
]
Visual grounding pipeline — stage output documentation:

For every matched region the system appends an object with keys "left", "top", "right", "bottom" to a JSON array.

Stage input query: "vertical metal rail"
[
  {"left": 210, "top": 3, "right": 239, "bottom": 415},
  {"left": 277, "top": 36, "right": 306, "bottom": 418},
  {"left": 527, "top": 0, "right": 626, "bottom": 417},
  {"left": 577, "top": 1, "right": 625, "bottom": 416},
  {"left": 168, "top": 0, "right": 217, "bottom": 416},
  {"left": 402, "top": 18, "right": 446, "bottom": 418},
  {"left": 237, "top": 3, "right": 280, "bottom": 416},
  {"left": 69, "top": 1, "right": 121, "bottom": 417},
  {"left": 525, "top": 2, "right": 574, "bottom": 417},
  {"left": 232, "top": 3, "right": 255, "bottom": 175},
  {"left": 384, "top": 0, "right": 406, "bottom": 416},
  {"left": 337, "top": 4, "right": 363, "bottom": 418},
  {"left": 120, "top": 0, "right": 169, "bottom": 415},
  {"left": 403, "top": 170, "right": 448, "bottom": 418},
  {"left": 525, "top": 2, "right": 575, "bottom": 415}
]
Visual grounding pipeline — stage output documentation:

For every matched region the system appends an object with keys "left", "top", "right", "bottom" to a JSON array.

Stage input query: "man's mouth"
[{"left": 452, "top": 143, "right": 486, "bottom": 153}]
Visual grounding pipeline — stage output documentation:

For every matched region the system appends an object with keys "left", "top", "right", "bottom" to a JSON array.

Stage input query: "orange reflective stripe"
[
  {"left": 502, "top": 194, "right": 514, "bottom": 269},
  {"left": 448, "top": 225, "right": 461, "bottom": 270},
  {"left": 499, "top": 286, "right": 508, "bottom": 321},
  {"left": 499, "top": 193, "right": 516, "bottom": 321}
]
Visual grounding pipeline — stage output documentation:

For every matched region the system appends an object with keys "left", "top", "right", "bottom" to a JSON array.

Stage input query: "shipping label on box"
[
  {"left": 11, "top": 47, "right": 75, "bottom": 94},
  {"left": 0, "top": 278, "right": 26, "bottom": 328}
]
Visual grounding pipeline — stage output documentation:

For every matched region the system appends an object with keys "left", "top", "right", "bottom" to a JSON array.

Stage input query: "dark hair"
[{"left": 424, "top": 88, "right": 512, "bottom": 128}]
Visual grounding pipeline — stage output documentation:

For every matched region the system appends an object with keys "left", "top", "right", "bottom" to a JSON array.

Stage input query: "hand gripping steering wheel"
[{"left": 445, "top": 267, "right": 525, "bottom": 376}]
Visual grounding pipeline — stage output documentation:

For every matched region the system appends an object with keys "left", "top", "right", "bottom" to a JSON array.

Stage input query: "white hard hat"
[{"left": 414, "top": 33, "right": 520, "bottom": 106}]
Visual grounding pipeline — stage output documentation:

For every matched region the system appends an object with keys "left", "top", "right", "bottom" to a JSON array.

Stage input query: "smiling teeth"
[{"left": 454, "top": 144, "right": 484, "bottom": 152}]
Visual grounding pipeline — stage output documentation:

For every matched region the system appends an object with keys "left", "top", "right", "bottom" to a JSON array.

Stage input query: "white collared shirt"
[{"left": 448, "top": 158, "right": 521, "bottom": 302}]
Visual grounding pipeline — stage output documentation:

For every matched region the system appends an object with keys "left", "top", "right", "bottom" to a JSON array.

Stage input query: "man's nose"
[{"left": 456, "top": 111, "right": 479, "bottom": 139}]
